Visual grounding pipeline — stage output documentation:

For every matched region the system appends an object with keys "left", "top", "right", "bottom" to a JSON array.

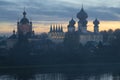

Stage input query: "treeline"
[{"left": 1, "top": 29, "right": 120, "bottom": 66}]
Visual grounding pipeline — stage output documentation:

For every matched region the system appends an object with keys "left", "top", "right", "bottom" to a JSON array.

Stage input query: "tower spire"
[
  {"left": 50, "top": 24, "right": 52, "bottom": 32},
  {"left": 82, "top": 4, "right": 83, "bottom": 9},
  {"left": 55, "top": 24, "right": 57, "bottom": 32},
  {"left": 58, "top": 24, "right": 61, "bottom": 32},
  {"left": 53, "top": 25, "right": 55, "bottom": 32},
  {"left": 23, "top": 7, "right": 26, "bottom": 18},
  {"left": 60, "top": 25, "right": 63, "bottom": 32},
  {"left": 24, "top": 7, "right": 25, "bottom": 11}
]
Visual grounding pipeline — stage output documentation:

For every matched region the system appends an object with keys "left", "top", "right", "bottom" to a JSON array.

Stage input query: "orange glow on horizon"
[
  {"left": 34, "top": 21, "right": 120, "bottom": 33},
  {"left": 0, "top": 21, "right": 120, "bottom": 35},
  {"left": 87, "top": 21, "right": 120, "bottom": 32}
]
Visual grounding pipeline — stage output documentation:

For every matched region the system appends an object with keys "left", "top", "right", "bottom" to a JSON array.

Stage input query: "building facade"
[
  {"left": 17, "top": 10, "right": 34, "bottom": 39},
  {"left": 49, "top": 7, "right": 103, "bottom": 45},
  {"left": 48, "top": 25, "right": 65, "bottom": 44},
  {"left": 76, "top": 7, "right": 103, "bottom": 45},
  {"left": 7, "top": 7, "right": 103, "bottom": 49},
  {"left": 7, "top": 10, "right": 35, "bottom": 49},
  {"left": 64, "top": 18, "right": 79, "bottom": 48}
]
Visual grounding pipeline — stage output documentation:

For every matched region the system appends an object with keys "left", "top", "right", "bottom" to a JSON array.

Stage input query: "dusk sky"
[{"left": 0, "top": 0, "right": 120, "bottom": 35}]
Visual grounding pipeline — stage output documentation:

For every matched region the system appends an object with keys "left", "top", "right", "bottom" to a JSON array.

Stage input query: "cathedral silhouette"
[
  {"left": 48, "top": 7, "right": 103, "bottom": 45},
  {"left": 7, "top": 7, "right": 103, "bottom": 49}
]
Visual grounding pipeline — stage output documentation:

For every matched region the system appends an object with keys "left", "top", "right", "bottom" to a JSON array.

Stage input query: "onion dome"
[
  {"left": 50, "top": 25, "right": 52, "bottom": 32},
  {"left": 93, "top": 18, "right": 99, "bottom": 25},
  {"left": 13, "top": 30, "right": 15, "bottom": 34},
  {"left": 20, "top": 10, "right": 29, "bottom": 24},
  {"left": 77, "top": 7, "right": 88, "bottom": 20},
  {"left": 8, "top": 30, "right": 16, "bottom": 39},
  {"left": 23, "top": 11, "right": 26, "bottom": 16},
  {"left": 69, "top": 18, "right": 76, "bottom": 25}
]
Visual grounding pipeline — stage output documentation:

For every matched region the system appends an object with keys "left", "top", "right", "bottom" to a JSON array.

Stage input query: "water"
[{"left": 0, "top": 73, "right": 120, "bottom": 80}]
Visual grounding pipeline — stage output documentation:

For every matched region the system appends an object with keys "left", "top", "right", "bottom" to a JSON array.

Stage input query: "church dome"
[
  {"left": 20, "top": 17, "right": 29, "bottom": 24},
  {"left": 77, "top": 7, "right": 88, "bottom": 20},
  {"left": 93, "top": 18, "right": 99, "bottom": 24},
  {"left": 20, "top": 11, "right": 29, "bottom": 24},
  {"left": 69, "top": 18, "right": 76, "bottom": 25}
]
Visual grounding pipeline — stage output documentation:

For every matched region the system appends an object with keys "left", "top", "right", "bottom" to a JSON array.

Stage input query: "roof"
[
  {"left": 20, "top": 10, "right": 29, "bottom": 24},
  {"left": 8, "top": 34, "right": 17, "bottom": 39},
  {"left": 20, "top": 17, "right": 29, "bottom": 24},
  {"left": 77, "top": 7, "right": 88, "bottom": 19}
]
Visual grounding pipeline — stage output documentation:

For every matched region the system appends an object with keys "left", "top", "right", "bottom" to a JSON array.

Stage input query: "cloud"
[
  {"left": 0, "top": 0, "right": 120, "bottom": 23},
  {"left": 87, "top": 7, "right": 120, "bottom": 21}
]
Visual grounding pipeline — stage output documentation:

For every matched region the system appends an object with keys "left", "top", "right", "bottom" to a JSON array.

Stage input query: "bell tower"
[
  {"left": 17, "top": 9, "right": 33, "bottom": 39},
  {"left": 77, "top": 6, "right": 88, "bottom": 33},
  {"left": 68, "top": 18, "right": 76, "bottom": 32},
  {"left": 93, "top": 18, "right": 100, "bottom": 33}
]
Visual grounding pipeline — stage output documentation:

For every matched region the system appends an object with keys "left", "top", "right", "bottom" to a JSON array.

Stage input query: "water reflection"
[
  {"left": 35, "top": 73, "right": 65, "bottom": 80},
  {"left": 0, "top": 73, "right": 120, "bottom": 80},
  {"left": 0, "top": 75, "right": 15, "bottom": 80}
]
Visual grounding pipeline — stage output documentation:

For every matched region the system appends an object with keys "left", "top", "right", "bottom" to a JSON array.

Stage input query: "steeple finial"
[
  {"left": 23, "top": 7, "right": 26, "bottom": 17},
  {"left": 17, "top": 17, "right": 19, "bottom": 22},
  {"left": 72, "top": 17, "right": 73, "bottom": 20},
  {"left": 50, "top": 24, "right": 52, "bottom": 32},
  {"left": 24, "top": 7, "right": 25, "bottom": 11},
  {"left": 81, "top": 4, "right": 84, "bottom": 10}
]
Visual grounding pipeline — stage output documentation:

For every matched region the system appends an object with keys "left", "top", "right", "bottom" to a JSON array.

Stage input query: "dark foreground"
[
  {"left": 0, "top": 63, "right": 120, "bottom": 80},
  {"left": 1, "top": 63, "right": 120, "bottom": 74}
]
